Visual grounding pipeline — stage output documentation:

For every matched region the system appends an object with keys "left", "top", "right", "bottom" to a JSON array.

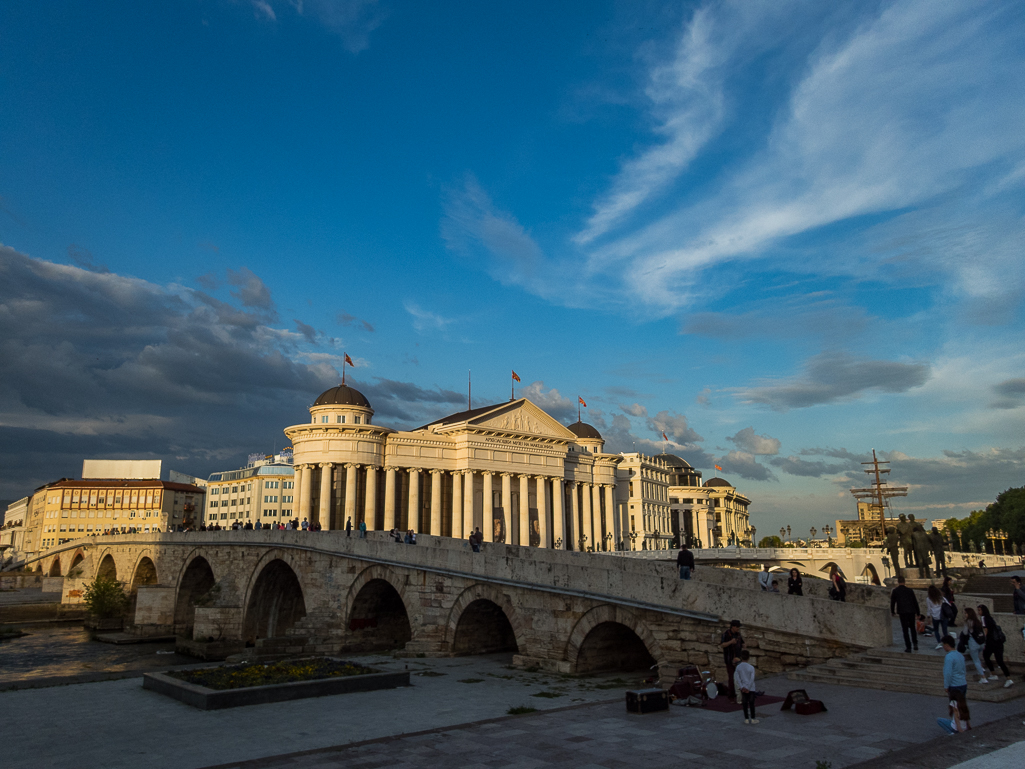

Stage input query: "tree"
[
  {"left": 946, "top": 486, "right": 1025, "bottom": 553},
  {"left": 758, "top": 535, "right": 784, "bottom": 548},
  {"left": 83, "top": 575, "right": 129, "bottom": 619}
]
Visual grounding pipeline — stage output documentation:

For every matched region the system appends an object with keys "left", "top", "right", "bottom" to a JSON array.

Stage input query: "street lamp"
[
  {"left": 554, "top": 537, "right": 563, "bottom": 550},
  {"left": 749, "top": 525, "right": 756, "bottom": 548},
  {"left": 604, "top": 532, "right": 613, "bottom": 551},
  {"left": 629, "top": 530, "right": 639, "bottom": 551},
  {"left": 786, "top": 525, "right": 791, "bottom": 541},
  {"left": 810, "top": 527, "right": 818, "bottom": 546},
  {"left": 823, "top": 524, "right": 832, "bottom": 547},
  {"left": 780, "top": 527, "right": 786, "bottom": 543}
]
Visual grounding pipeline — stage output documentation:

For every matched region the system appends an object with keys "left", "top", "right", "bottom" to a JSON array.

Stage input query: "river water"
[{"left": 0, "top": 624, "right": 196, "bottom": 684}]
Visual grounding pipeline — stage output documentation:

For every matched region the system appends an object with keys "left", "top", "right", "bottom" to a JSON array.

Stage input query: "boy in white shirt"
[{"left": 734, "top": 649, "right": 758, "bottom": 724}]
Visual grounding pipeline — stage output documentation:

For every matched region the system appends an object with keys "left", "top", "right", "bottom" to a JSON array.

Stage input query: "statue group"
[{"left": 884, "top": 513, "right": 945, "bottom": 578}]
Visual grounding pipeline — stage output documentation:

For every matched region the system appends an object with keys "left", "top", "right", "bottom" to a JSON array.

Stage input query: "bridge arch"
[
  {"left": 344, "top": 565, "right": 412, "bottom": 652},
  {"left": 861, "top": 563, "right": 881, "bottom": 585},
  {"left": 174, "top": 554, "right": 217, "bottom": 637},
  {"left": 96, "top": 553, "right": 118, "bottom": 581},
  {"left": 444, "top": 583, "right": 522, "bottom": 656},
  {"left": 565, "top": 605, "right": 662, "bottom": 675},
  {"left": 48, "top": 556, "right": 62, "bottom": 577},
  {"left": 128, "top": 554, "right": 159, "bottom": 616},
  {"left": 69, "top": 550, "right": 86, "bottom": 573},
  {"left": 243, "top": 554, "right": 307, "bottom": 643}
]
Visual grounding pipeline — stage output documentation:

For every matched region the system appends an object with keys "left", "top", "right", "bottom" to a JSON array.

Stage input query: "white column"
[
  {"left": 518, "top": 474, "right": 529, "bottom": 547},
  {"left": 463, "top": 470, "right": 475, "bottom": 538},
  {"left": 451, "top": 471, "right": 463, "bottom": 539},
  {"left": 536, "top": 476, "right": 547, "bottom": 548},
  {"left": 383, "top": 467, "right": 396, "bottom": 531},
  {"left": 482, "top": 472, "right": 494, "bottom": 542},
  {"left": 318, "top": 463, "right": 333, "bottom": 530},
  {"left": 552, "top": 478, "right": 565, "bottom": 549},
  {"left": 293, "top": 465, "right": 305, "bottom": 522},
  {"left": 299, "top": 465, "right": 312, "bottom": 521},
  {"left": 591, "top": 483, "right": 602, "bottom": 550},
  {"left": 365, "top": 466, "right": 377, "bottom": 530},
  {"left": 501, "top": 473, "right": 512, "bottom": 545},
  {"left": 344, "top": 463, "right": 358, "bottom": 527},
  {"left": 408, "top": 468, "right": 420, "bottom": 533},
  {"left": 568, "top": 481, "right": 579, "bottom": 550},
  {"left": 605, "top": 485, "right": 617, "bottom": 550},
  {"left": 581, "top": 483, "right": 593, "bottom": 550},
  {"left": 430, "top": 470, "right": 442, "bottom": 536}
]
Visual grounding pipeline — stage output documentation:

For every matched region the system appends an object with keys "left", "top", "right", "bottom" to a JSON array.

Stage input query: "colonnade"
[{"left": 291, "top": 463, "right": 619, "bottom": 550}]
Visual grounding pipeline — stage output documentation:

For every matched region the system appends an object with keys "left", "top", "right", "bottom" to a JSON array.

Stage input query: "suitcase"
[{"left": 626, "top": 688, "right": 669, "bottom": 714}]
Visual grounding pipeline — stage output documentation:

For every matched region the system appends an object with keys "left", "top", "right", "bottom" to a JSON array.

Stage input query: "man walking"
[
  {"left": 720, "top": 620, "right": 745, "bottom": 699},
  {"left": 890, "top": 576, "right": 921, "bottom": 652},
  {"left": 757, "top": 565, "right": 771, "bottom": 591},
  {"left": 938, "top": 634, "right": 970, "bottom": 733},
  {"left": 677, "top": 543, "right": 695, "bottom": 580},
  {"left": 345, "top": 517, "right": 352, "bottom": 537}
]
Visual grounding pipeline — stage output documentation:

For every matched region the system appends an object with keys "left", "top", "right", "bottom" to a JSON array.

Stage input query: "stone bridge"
[{"left": 23, "top": 532, "right": 891, "bottom": 677}]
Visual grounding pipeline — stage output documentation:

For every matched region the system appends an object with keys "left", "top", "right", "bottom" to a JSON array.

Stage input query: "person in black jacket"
[
  {"left": 890, "top": 576, "right": 921, "bottom": 652},
  {"left": 676, "top": 545, "right": 695, "bottom": 580},
  {"left": 787, "top": 568, "right": 803, "bottom": 596}
]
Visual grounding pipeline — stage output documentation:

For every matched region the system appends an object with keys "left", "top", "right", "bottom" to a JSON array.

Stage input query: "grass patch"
[
  {"left": 415, "top": 671, "right": 446, "bottom": 677},
  {"left": 507, "top": 706, "right": 537, "bottom": 715},
  {"left": 168, "top": 659, "right": 376, "bottom": 691},
  {"left": 531, "top": 691, "right": 564, "bottom": 698},
  {"left": 458, "top": 678, "right": 485, "bottom": 684}
]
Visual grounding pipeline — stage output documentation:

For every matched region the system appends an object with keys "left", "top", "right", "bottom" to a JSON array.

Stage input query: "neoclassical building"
[{"left": 284, "top": 385, "right": 622, "bottom": 550}]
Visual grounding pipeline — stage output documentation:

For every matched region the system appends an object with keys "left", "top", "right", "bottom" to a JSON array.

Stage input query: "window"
[
  {"left": 321, "top": 416, "right": 329, "bottom": 423},
  {"left": 353, "top": 416, "right": 361, "bottom": 424},
  {"left": 337, "top": 415, "right": 344, "bottom": 423},
  {"left": 211, "top": 487, "right": 219, "bottom": 495}
]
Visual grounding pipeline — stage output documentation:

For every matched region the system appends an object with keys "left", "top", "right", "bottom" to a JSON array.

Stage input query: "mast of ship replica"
[{"left": 849, "top": 449, "right": 909, "bottom": 541}]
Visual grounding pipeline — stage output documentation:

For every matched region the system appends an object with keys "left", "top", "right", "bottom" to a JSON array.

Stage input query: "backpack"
[
  {"left": 940, "top": 600, "right": 957, "bottom": 622},
  {"left": 989, "top": 619, "right": 1006, "bottom": 644}
]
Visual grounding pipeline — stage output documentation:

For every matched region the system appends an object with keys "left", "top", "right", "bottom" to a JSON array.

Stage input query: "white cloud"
[
  {"left": 404, "top": 302, "right": 454, "bottom": 334},
  {"left": 727, "top": 427, "right": 781, "bottom": 455},
  {"left": 619, "top": 402, "right": 648, "bottom": 417}
]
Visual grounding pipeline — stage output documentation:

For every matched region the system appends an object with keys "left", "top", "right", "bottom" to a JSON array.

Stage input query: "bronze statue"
[
  {"left": 929, "top": 526, "right": 946, "bottom": 577},
  {"left": 912, "top": 523, "right": 932, "bottom": 578},
  {"left": 884, "top": 527, "right": 902, "bottom": 577},
  {"left": 896, "top": 513, "right": 914, "bottom": 567}
]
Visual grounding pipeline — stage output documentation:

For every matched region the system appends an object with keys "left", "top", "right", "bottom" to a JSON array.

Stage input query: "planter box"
[{"left": 142, "top": 666, "right": 410, "bottom": 710}]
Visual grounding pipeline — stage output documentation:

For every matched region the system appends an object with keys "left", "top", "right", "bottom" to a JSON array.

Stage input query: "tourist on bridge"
[
  {"left": 358, "top": 519, "right": 367, "bottom": 538},
  {"left": 469, "top": 528, "right": 483, "bottom": 552},
  {"left": 787, "top": 568, "right": 803, "bottom": 596},
  {"left": 720, "top": 620, "right": 745, "bottom": 699},
  {"left": 676, "top": 544, "right": 694, "bottom": 580},
  {"left": 938, "top": 634, "right": 970, "bottom": 734},
  {"left": 733, "top": 649, "right": 758, "bottom": 725},
  {"left": 1012, "top": 576, "right": 1025, "bottom": 615},
  {"left": 977, "top": 605, "right": 1013, "bottom": 687},
  {"left": 345, "top": 517, "right": 352, "bottom": 537},
  {"left": 301, "top": 518, "right": 309, "bottom": 531},
  {"left": 890, "top": 576, "right": 920, "bottom": 652},
  {"left": 828, "top": 565, "right": 847, "bottom": 602},
  {"left": 757, "top": 564, "right": 771, "bottom": 591}
]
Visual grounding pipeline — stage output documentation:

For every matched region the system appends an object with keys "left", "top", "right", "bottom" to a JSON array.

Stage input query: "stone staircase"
[
  {"left": 788, "top": 647, "right": 1025, "bottom": 703},
  {"left": 960, "top": 576, "right": 1019, "bottom": 613}
]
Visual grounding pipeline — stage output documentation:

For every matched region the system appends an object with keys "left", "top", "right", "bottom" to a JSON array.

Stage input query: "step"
[{"left": 787, "top": 667, "right": 1023, "bottom": 702}]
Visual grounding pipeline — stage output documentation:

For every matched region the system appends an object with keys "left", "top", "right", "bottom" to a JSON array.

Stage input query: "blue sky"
[{"left": 1, "top": 0, "right": 1024, "bottom": 535}]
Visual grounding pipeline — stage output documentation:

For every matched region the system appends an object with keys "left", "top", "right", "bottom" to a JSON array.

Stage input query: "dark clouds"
[
  {"left": 727, "top": 427, "right": 780, "bottom": 455},
  {"left": 337, "top": 312, "right": 375, "bottom": 333},
  {"left": 737, "top": 352, "right": 930, "bottom": 411},
  {"left": 0, "top": 248, "right": 466, "bottom": 498},
  {"left": 646, "top": 410, "right": 703, "bottom": 444},
  {"left": 990, "top": 378, "right": 1025, "bottom": 410},
  {"left": 294, "top": 319, "right": 318, "bottom": 343}
]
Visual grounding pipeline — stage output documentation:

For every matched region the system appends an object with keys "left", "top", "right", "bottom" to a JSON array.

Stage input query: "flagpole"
[
  {"left": 342, "top": 352, "right": 346, "bottom": 385},
  {"left": 468, "top": 370, "right": 471, "bottom": 411}
]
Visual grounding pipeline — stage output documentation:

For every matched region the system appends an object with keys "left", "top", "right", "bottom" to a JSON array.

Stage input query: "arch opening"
[
  {"left": 452, "top": 599, "right": 518, "bottom": 655},
  {"left": 243, "top": 559, "right": 307, "bottom": 644},
  {"left": 48, "top": 559, "right": 62, "bottom": 577},
  {"left": 96, "top": 554, "right": 117, "bottom": 581},
  {"left": 347, "top": 578, "right": 411, "bottom": 652},
  {"left": 174, "top": 557, "right": 215, "bottom": 637},
  {"left": 575, "top": 621, "right": 656, "bottom": 675},
  {"left": 70, "top": 552, "right": 85, "bottom": 571},
  {"left": 128, "top": 557, "right": 159, "bottom": 617}
]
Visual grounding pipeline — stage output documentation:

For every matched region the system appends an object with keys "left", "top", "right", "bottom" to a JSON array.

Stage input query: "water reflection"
[{"left": 0, "top": 625, "right": 195, "bottom": 683}]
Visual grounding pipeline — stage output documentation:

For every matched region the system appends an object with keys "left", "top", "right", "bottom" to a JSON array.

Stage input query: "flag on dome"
[
  {"left": 715, "top": 464, "right": 723, "bottom": 471},
  {"left": 662, "top": 430, "right": 668, "bottom": 442},
  {"left": 578, "top": 396, "right": 587, "bottom": 407},
  {"left": 344, "top": 353, "right": 354, "bottom": 367},
  {"left": 511, "top": 370, "right": 521, "bottom": 382}
]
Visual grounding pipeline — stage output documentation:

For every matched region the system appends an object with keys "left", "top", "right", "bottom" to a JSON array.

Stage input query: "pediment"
[{"left": 467, "top": 399, "right": 576, "bottom": 440}]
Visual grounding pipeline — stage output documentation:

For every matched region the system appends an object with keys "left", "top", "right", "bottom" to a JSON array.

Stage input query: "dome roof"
[
  {"left": 660, "top": 453, "right": 692, "bottom": 469},
  {"left": 314, "top": 384, "right": 371, "bottom": 409},
  {"left": 703, "top": 477, "right": 732, "bottom": 488},
  {"left": 567, "top": 421, "right": 602, "bottom": 440}
]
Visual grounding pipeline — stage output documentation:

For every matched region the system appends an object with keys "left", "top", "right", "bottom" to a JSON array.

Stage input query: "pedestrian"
[
  {"left": 942, "top": 576, "right": 958, "bottom": 626},
  {"left": 828, "top": 565, "right": 847, "bottom": 602},
  {"left": 758, "top": 564, "right": 771, "bottom": 591},
  {"left": 285, "top": 520, "right": 293, "bottom": 531},
  {"left": 1012, "top": 576, "right": 1025, "bottom": 615},
  {"left": 358, "top": 519, "right": 367, "bottom": 538},
  {"left": 410, "top": 530, "right": 417, "bottom": 545},
  {"left": 253, "top": 520, "right": 261, "bottom": 530},
  {"left": 937, "top": 634, "right": 970, "bottom": 734},
  {"left": 926, "top": 584, "right": 950, "bottom": 649},
  {"left": 346, "top": 517, "right": 352, "bottom": 537},
  {"left": 243, "top": 520, "right": 253, "bottom": 530},
  {"left": 890, "top": 575, "right": 920, "bottom": 652},
  {"left": 469, "top": 529, "right": 480, "bottom": 552},
  {"left": 977, "top": 605, "right": 1013, "bottom": 687},
  {"left": 768, "top": 580, "right": 780, "bottom": 594},
  {"left": 404, "top": 529, "right": 412, "bottom": 544},
  {"left": 301, "top": 518, "right": 309, "bottom": 531},
  {"left": 720, "top": 620, "right": 745, "bottom": 699},
  {"left": 787, "top": 568, "right": 803, "bottom": 596},
  {"left": 677, "top": 543, "right": 695, "bottom": 580},
  {"left": 959, "top": 607, "right": 989, "bottom": 683},
  {"left": 734, "top": 649, "right": 758, "bottom": 725}
]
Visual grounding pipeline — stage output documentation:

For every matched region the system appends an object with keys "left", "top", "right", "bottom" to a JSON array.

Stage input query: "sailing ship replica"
[{"left": 847, "top": 449, "right": 909, "bottom": 544}]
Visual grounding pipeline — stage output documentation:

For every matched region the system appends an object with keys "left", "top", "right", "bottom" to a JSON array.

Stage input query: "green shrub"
[{"left": 83, "top": 575, "right": 129, "bottom": 618}]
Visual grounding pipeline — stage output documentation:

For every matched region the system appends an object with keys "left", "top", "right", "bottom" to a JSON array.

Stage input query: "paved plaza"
[{"left": 1, "top": 650, "right": 1023, "bottom": 769}]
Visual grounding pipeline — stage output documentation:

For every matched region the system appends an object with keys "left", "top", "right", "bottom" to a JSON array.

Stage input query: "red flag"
[
  {"left": 715, "top": 464, "right": 723, "bottom": 471},
  {"left": 511, "top": 370, "right": 521, "bottom": 382},
  {"left": 344, "top": 353, "right": 354, "bottom": 367},
  {"left": 578, "top": 396, "right": 587, "bottom": 407},
  {"left": 662, "top": 431, "right": 668, "bottom": 442}
]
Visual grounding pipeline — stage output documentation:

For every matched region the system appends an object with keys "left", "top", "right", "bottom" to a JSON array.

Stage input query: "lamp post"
[
  {"left": 810, "top": 527, "right": 818, "bottom": 547},
  {"left": 823, "top": 524, "right": 832, "bottom": 547},
  {"left": 629, "top": 530, "right": 638, "bottom": 551},
  {"left": 780, "top": 527, "right": 786, "bottom": 544},
  {"left": 749, "top": 525, "right": 756, "bottom": 548},
  {"left": 578, "top": 533, "right": 588, "bottom": 552},
  {"left": 554, "top": 537, "right": 563, "bottom": 550},
  {"left": 604, "top": 532, "right": 613, "bottom": 552}
]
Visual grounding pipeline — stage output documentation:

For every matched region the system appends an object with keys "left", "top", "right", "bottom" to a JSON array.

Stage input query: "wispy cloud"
[
  {"left": 404, "top": 302, "right": 454, "bottom": 334},
  {"left": 727, "top": 427, "right": 780, "bottom": 456},
  {"left": 248, "top": 0, "right": 385, "bottom": 53}
]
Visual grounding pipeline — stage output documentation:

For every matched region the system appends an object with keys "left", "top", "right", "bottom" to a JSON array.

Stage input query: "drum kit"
[{"left": 646, "top": 664, "right": 719, "bottom": 705}]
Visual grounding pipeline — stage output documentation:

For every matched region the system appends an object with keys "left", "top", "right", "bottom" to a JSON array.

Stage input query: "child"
[
  {"left": 916, "top": 614, "right": 930, "bottom": 637},
  {"left": 734, "top": 649, "right": 758, "bottom": 725}
]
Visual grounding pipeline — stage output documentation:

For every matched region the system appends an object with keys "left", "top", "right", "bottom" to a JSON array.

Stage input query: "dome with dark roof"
[
  {"left": 314, "top": 384, "right": 371, "bottom": 409},
  {"left": 703, "top": 477, "right": 732, "bottom": 488},
  {"left": 567, "top": 421, "right": 602, "bottom": 440},
  {"left": 660, "top": 453, "right": 692, "bottom": 469}
]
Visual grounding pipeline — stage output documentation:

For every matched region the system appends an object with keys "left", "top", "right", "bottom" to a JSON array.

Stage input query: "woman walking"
[
  {"left": 926, "top": 585, "right": 950, "bottom": 649},
  {"left": 978, "top": 605, "right": 1013, "bottom": 688},
  {"left": 941, "top": 576, "right": 957, "bottom": 626},
  {"left": 829, "top": 565, "right": 847, "bottom": 602},
  {"left": 960, "top": 607, "right": 989, "bottom": 683},
  {"left": 787, "top": 568, "right": 803, "bottom": 596}
]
